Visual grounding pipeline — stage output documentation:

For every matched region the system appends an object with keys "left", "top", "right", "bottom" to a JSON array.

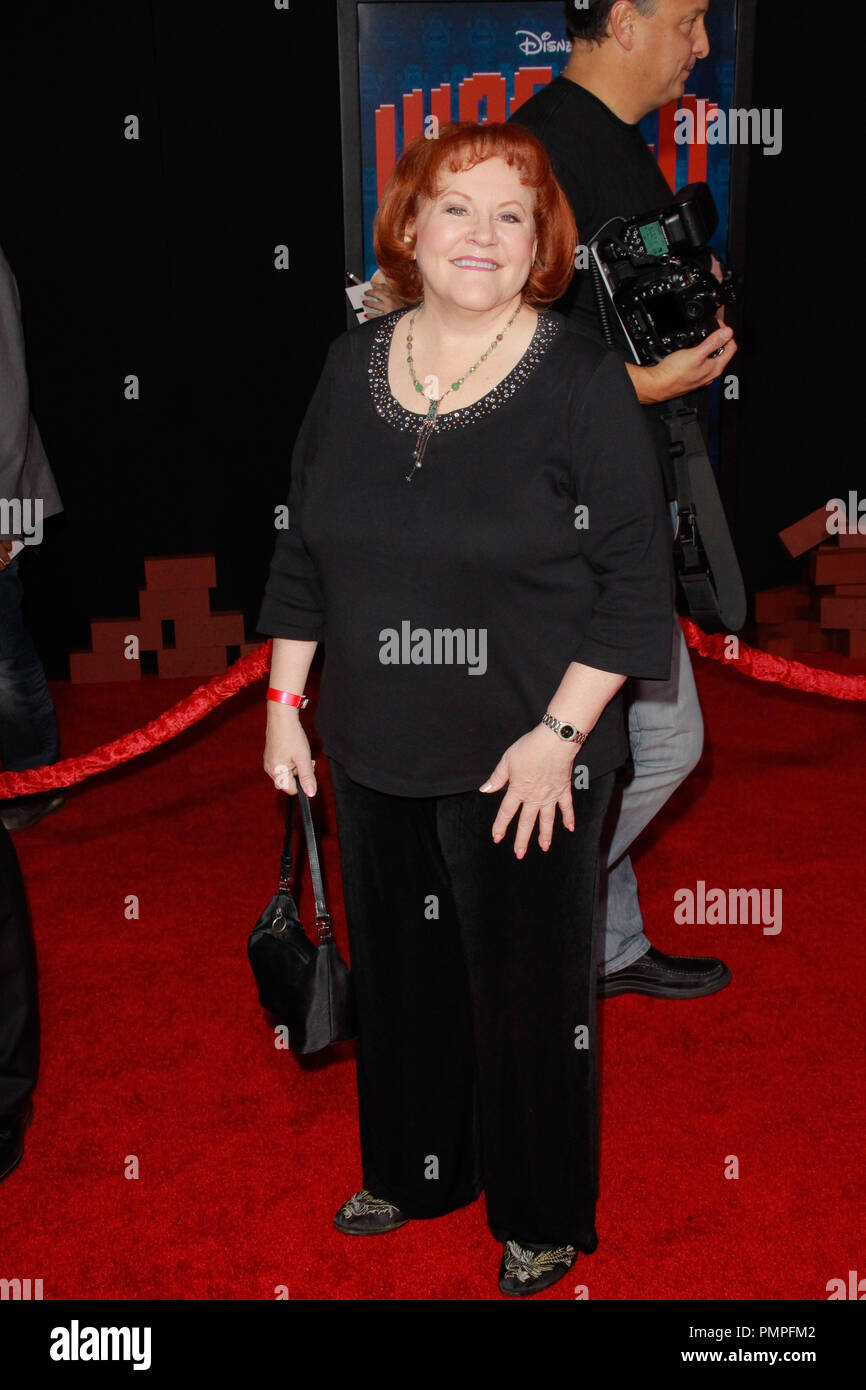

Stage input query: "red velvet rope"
[
  {"left": 679, "top": 619, "right": 866, "bottom": 701},
  {"left": 0, "top": 643, "right": 271, "bottom": 798},
  {"left": 0, "top": 626, "right": 863, "bottom": 798}
]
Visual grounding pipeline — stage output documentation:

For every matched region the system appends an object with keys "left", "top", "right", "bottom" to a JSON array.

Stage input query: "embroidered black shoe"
[
  {"left": 333, "top": 1189, "right": 411, "bottom": 1235},
  {"left": 498, "top": 1240, "right": 577, "bottom": 1297},
  {"left": 598, "top": 945, "right": 732, "bottom": 999}
]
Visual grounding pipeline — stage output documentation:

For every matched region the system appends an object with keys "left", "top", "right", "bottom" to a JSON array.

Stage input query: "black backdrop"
[{"left": 0, "top": 2, "right": 855, "bottom": 677}]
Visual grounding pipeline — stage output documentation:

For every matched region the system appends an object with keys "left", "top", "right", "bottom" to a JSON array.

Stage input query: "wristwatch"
[{"left": 540, "top": 712, "right": 588, "bottom": 746}]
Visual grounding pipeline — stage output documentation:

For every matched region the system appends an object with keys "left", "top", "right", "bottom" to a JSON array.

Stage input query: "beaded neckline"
[{"left": 368, "top": 307, "right": 561, "bottom": 433}]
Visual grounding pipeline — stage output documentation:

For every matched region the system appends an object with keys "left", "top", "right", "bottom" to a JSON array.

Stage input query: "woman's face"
[{"left": 407, "top": 155, "right": 538, "bottom": 314}]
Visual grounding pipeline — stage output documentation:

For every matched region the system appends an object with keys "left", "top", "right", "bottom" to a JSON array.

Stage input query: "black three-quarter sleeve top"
[{"left": 258, "top": 308, "right": 674, "bottom": 797}]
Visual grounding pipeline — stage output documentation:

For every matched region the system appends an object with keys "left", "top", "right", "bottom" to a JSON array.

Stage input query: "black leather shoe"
[
  {"left": 333, "top": 1189, "right": 411, "bottom": 1235},
  {"left": 0, "top": 792, "right": 65, "bottom": 833},
  {"left": 498, "top": 1240, "right": 577, "bottom": 1297},
  {"left": 0, "top": 1100, "right": 33, "bottom": 1184},
  {"left": 598, "top": 945, "right": 732, "bottom": 999}
]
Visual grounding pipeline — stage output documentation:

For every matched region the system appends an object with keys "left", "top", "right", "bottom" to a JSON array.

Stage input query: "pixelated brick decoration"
[
  {"left": 172, "top": 613, "right": 245, "bottom": 649},
  {"left": 138, "top": 587, "right": 213, "bottom": 622},
  {"left": 752, "top": 517, "right": 866, "bottom": 663},
  {"left": 753, "top": 585, "right": 811, "bottom": 626},
  {"left": 157, "top": 647, "right": 230, "bottom": 679},
  {"left": 764, "top": 636, "right": 795, "bottom": 659},
  {"left": 144, "top": 555, "right": 217, "bottom": 590},
  {"left": 813, "top": 546, "right": 866, "bottom": 587},
  {"left": 89, "top": 618, "right": 163, "bottom": 654},
  {"left": 68, "top": 555, "right": 247, "bottom": 683},
  {"left": 819, "top": 596, "right": 866, "bottom": 630},
  {"left": 777, "top": 506, "right": 833, "bottom": 560}
]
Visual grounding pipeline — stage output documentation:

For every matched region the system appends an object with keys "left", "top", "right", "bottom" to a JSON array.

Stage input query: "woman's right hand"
[{"left": 264, "top": 711, "right": 317, "bottom": 796}]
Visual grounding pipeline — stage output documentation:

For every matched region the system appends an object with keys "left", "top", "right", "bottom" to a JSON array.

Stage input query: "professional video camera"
[{"left": 589, "top": 182, "right": 736, "bottom": 366}]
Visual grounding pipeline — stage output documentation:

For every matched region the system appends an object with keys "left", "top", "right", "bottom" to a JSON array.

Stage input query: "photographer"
[{"left": 510, "top": 0, "right": 736, "bottom": 999}]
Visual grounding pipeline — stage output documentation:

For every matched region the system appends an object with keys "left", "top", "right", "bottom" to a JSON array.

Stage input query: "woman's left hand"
[{"left": 480, "top": 726, "right": 578, "bottom": 858}]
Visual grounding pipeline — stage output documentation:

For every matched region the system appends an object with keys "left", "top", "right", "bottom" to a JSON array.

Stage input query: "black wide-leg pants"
[{"left": 329, "top": 759, "right": 615, "bottom": 1250}]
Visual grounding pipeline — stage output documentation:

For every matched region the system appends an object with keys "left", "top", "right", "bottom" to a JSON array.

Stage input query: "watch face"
[{"left": 560, "top": 724, "right": 575, "bottom": 740}]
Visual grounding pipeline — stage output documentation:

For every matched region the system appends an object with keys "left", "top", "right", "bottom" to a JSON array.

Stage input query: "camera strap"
[
  {"left": 588, "top": 253, "right": 745, "bottom": 632},
  {"left": 662, "top": 397, "right": 746, "bottom": 634}
]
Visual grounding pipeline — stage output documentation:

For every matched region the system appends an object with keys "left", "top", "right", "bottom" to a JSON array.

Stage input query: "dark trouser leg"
[
  {"left": 437, "top": 773, "right": 615, "bottom": 1250},
  {"left": 329, "top": 760, "right": 481, "bottom": 1218},
  {"left": 0, "top": 822, "right": 39, "bottom": 1116},
  {"left": 0, "top": 559, "right": 60, "bottom": 817}
]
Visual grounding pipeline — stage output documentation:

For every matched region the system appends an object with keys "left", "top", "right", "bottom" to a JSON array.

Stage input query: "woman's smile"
[{"left": 450, "top": 257, "right": 501, "bottom": 270}]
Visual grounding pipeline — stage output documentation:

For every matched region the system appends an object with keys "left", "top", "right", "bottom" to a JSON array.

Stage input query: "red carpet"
[{"left": 2, "top": 657, "right": 864, "bottom": 1301}]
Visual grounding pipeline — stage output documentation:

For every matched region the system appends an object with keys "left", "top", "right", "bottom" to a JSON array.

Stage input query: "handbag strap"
[
  {"left": 298, "top": 788, "right": 333, "bottom": 943},
  {"left": 277, "top": 789, "right": 334, "bottom": 945},
  {"left": 278, "top": 794, "right": 296, "bottom": 893}
]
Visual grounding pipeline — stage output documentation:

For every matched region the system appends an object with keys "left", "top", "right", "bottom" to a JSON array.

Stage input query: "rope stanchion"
[
  {"left": 0, "top": 642, "right": 271, "bottom": 798},
  {"left": 680, "top": 618, "right": 866, "bottom": 701},
  {"left": 0, "top": 622, "right": 863, "bottom": 801}
]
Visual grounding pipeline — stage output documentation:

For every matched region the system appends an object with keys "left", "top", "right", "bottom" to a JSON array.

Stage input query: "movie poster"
[{"left": 354, "top": 0, "right": 739, "bottom": 279}]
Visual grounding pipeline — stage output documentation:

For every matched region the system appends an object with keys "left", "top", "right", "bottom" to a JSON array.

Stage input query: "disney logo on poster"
[{"left": 515, "top": 31, "right": 572, "bottom": 57}]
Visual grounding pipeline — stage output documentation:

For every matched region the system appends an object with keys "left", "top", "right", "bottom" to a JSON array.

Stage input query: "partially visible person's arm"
[
  {"left": 362, "top": 270, "right": 411, "bottom": 318},
  {"left": 0, "top": 246, "right": 30, "bottom": 515},
  {"left": 0, "top": 244, "right": 62, "bottom": 535}
]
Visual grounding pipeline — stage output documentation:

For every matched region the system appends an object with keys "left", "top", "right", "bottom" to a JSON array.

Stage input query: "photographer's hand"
[
  {"left": 625, "top": 325, "right": 737, "bottom": 404},
  {"left": 362, "top": 271, "right": 409, "bottom": 318}
]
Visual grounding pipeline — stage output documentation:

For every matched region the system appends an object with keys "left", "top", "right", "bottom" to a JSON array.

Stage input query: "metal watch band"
[{"left": 540, "top": 712, "right": 588, "bottom": 745}]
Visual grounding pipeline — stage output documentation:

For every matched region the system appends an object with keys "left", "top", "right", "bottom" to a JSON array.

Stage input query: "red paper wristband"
[{"left": 266, "top": 688, "right": 309, "bottom": 709}]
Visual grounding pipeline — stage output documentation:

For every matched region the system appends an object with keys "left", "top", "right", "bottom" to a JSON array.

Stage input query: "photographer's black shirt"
[
  {"left": 510, "top": 76, "right": 673, "bottom": 346},
  {"left": 511, "top": 77, "right": 678, "bottom": 487}
]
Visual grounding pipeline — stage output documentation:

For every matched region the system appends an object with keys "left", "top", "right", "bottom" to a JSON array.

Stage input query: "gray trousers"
[{"left": 598, "top": 621, "right": 704, "bottom": 974}]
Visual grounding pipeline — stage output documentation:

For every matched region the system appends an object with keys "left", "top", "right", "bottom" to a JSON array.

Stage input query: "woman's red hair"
[{"left": 373, "top": 122, "right": 577, "bottom": 308}]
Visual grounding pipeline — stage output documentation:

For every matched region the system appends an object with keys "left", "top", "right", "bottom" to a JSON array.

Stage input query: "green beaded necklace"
[{"left": 404, "top": 300, "right": 523, "bottom": 482}]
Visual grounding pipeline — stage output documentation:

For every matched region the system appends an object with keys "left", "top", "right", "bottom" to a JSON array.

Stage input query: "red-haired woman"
[{"left": 258, "top": 122, "right": 672, "bottom": 1297}]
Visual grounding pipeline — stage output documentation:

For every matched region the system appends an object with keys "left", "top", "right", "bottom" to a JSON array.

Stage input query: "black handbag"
[{"left": 248, "top": 789, "right": 356, "bottom": 1054}]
